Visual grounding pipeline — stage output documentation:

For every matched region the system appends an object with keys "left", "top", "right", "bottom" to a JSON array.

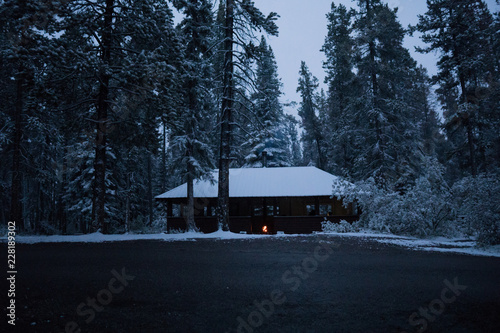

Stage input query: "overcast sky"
[{"left": 252, "top": 0, "right": 500, "bottom": 116}]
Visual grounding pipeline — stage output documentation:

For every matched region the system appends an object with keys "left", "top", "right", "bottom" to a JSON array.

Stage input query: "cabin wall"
[{"left": 157, "top": 195, "right": 357, "bottom": 234}]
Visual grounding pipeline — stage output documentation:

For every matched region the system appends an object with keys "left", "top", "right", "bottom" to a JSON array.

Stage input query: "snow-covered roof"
[{"left": 155, "top": 166, "right": 347, "bottom": 199}]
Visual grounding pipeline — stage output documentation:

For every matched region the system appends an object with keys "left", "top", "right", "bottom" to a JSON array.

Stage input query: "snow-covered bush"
[
  {"left": 335, "top": 158, "right": 454, "bottom": 237},
  {"left": 451, "top": 175, "right": 500, "bottom": 245},
  {"left": 151, "top": 209, "right": 168, "bottom": 232},
  {"left": 37, "top": 220, "right": 61, "bottom": 235},
  {"left": 321, "top": 219, "right": 354, "bottom": 233}
]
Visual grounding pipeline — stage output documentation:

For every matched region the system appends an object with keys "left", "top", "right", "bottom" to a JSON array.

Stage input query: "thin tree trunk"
[
  {"left": 218, "top": 0, "right": 234, "bottom": 232},
  {"left": 460, "top": 75, "right": 477, "bottom": 176},
  {"left": 315, "top": 136, "right": 323, "bottom": 170},
  {"left": 366, "top": 0, "right": 378, "bottom": 102},
  {"left": 450, "top": 3, "right": 476, "bottom": 177},
  {"left": 56, "top": 144, "right": 67, "bottom": 234},
  {"left": 38, "top": 181, "right": 43, "bottom": 232},
  {"left": 93, "top": 0, "right": 114, "bottom": 234},
  {"left": 10, "top": 67, "right": 24, "bottom": 230},
  {"left": 147, "top": 153, "right": 153, "bottom": 226},
  {"left": 186, "top": 168, "right": 196, "bottom": 231},
  {"left": 125, "top": 172, "right": 130, "bottom": 233},
  {"left": 466, "top": 119, "right": 477, "bottom": 176},
  {"left": 186, "top": 77, "right": 197, "bottom": 231},
  {"left": 365, "top": 0, "right": 384, "bottom": 182},
  {"left": 161, "top": 120, "right": 167, "bottom": 192}
]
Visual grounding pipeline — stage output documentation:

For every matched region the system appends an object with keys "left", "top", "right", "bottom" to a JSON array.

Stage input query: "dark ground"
[{"left": 2, "top": 235, "right": 500, "bottom": 333}]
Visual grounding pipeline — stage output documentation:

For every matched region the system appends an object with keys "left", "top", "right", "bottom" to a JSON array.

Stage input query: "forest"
[{"left": 0, "top": 0, "right": 499, "bottom": 244}]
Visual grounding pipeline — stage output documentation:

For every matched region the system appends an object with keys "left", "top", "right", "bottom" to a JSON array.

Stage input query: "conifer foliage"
[
  {"left": 0, "top": 0, "right": 498, "bottom": 244},
  {"left": 243, "top": 37, "right": 291, "bottom": 168}
]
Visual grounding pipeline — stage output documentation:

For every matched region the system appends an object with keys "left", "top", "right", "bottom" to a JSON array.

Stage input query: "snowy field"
[{"left": 4, "top": 230, "right": 500, "bottom": 258}]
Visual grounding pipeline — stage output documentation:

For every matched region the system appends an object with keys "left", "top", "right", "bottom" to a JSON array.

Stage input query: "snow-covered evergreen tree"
[
  {"left": 243, "top": 37, "right": 290, "bottom": 168},
  {"left": 171, "top": 0, "right": 216, "bottom": 231},
  {"left": 335, "top": 0, "right": 427, "bottom": 189},
  {"left": 296, "top": 61, "right": 325, "bottom": 169},
  {"left": 0, "top": 0, "right": 181, "bottom": 233},
  {"left": 321, "top": 3, "right": 358, "bottom": 175},
  {"left": 416, "top": 0, "right": 497, "bottom": 178}
]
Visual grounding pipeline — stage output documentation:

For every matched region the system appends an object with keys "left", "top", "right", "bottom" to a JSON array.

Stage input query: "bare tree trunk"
[
  {"left": 186, "top": 168, "right": 196, "bottom": 231},
  {"left": 218, "top": 0, "right": 234, "bottom": 232},
  {"left": 10, "top": 66, "right": 24, "bottom": 230},
  {"left": 147, "top": 153, "right": 153, "bottom": 226},
  {"left": 125, "top": 172, "right": 130, "bottom": 233},
  {"left": 186, "top": 75, "right": 197, "bottom": 231},
  {"left": 161, "top": 121, "right": 167, "bottom": 192},
  {"left": 93, "top": 0, "right": 114, "bottom": 234},
  {"left": 365, "top": 0, "right": 385, "bottom": 183},
  {"left": 57, "top": 145, "right": 68, "bottom": 234},
  {"left": 459, "top": 76, "right": 477, "bottom": 177},
  {"left": 365, "top": 0, "right": 378, "bottom": 102},
  {"left": 466, "top": 118, "right": 477, "bottom": 176},
  {"left": 315, "top": 136, "right": 324, "bottom": 170}
]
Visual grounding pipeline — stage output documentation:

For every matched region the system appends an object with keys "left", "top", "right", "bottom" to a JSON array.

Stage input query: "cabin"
[{"left": 155, "top": 166, "right": 358, "bottom": 234}]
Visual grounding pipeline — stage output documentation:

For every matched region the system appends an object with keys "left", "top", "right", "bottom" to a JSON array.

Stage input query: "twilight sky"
[{"left": 252, "top": 0, "right": 500, "bottom": 115}]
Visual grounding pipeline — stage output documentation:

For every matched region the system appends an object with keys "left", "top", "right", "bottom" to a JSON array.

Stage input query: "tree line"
[
  {"left": 304, "top": 0, "right": 499, "bottom": 244},
  {"left": 0, "top": 0, "right": 289, "bottom": 234},
  {"left": 1, "top": 0, "right": 499, "bottom": 242}
]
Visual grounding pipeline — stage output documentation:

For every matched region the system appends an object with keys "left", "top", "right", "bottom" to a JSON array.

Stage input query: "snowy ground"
[
  {"left": 4, "top": 229, "right": 500, "bottom": 257},
  {"left": 6, "top": 229, "right": 265, "bottom": 244},
  {"left": 320, "top": 231, "right": 500, "bottom": 258}
]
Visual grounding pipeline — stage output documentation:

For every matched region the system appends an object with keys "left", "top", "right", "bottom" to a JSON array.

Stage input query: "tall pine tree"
[
  {"left": 416, "top": 0, "right": 498, "bottom": 177},
  {"left": 171, "top": 0, "right": 216, "bottom": 231},
  {"left": 321, "top": 3, "right": 357, "bottom": 175},
  {"left": 217, "top": 0, "right": 278, "bottom": 230},
  {"left": 296, "top": 61, "right": 325, "bottom": 169}
]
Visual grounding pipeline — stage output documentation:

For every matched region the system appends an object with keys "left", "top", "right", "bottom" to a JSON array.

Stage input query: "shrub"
[
  {"left": 321, "top": 219, "right": 354, "bottom": 233},
  {"left": 451, "top": 175, "right": 500, "bottom": 245},
  {"left": 335, "top": 158, "right": 454, "bottom": 237}
]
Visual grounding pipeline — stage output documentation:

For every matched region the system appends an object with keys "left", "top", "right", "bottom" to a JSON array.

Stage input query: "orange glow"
[{"left": 262, "top": 225, "right": 268, "bottom": 233}]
